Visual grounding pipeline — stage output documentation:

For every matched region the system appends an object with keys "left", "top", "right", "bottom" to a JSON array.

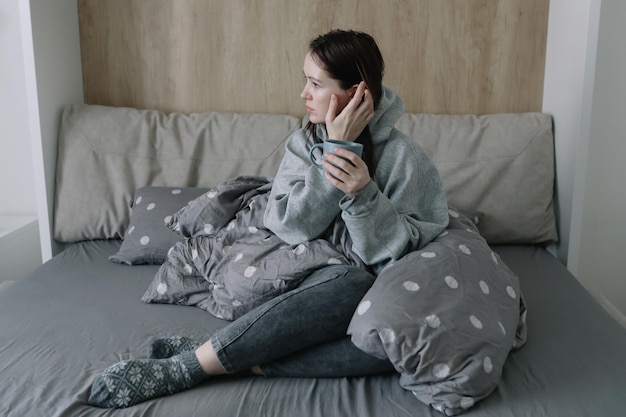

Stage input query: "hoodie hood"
[{"left": 369, "top": 85, "right": 405, "bottom": 144}]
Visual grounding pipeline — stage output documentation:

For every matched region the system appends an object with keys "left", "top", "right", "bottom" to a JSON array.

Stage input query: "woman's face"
[{"left": 301, "top": 52, "right": 354, "bottom": 124}]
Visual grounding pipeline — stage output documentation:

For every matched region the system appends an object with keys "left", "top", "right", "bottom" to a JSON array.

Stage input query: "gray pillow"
[
  {"left": 109, "top": 186, "right": 208, "bottom": 265},
  {"left": 395, "top": 112, "right": 557, "bottom": 245},
  {"left": 54, "top": 104, "right": 299, "bottom": 243},
  {"left": 347, "top": 209, "right": 527, "bottom": 416}
]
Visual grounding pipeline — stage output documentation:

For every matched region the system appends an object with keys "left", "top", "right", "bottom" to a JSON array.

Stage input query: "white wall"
[
  {"left": 544, "top": 0, "right": 626, "bottom": 325},
  {"left": 542, "top": 0, "right": 599, "bottom": 266},
  {"left": 20, "top": 0, "right": 84, "bottom": 261},
  {"left": 0, "top": 0, "right": 43, "bottom": 282},
  {"left": 0, "top": 0, "right": 37, "bottom": 215},
  {"left": 573, "top": 0, "right": 626, "bottom": 325}
]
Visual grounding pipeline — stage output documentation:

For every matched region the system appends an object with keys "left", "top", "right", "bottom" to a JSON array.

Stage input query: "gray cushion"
[
  {"left": 109, "top": 186, "right": 209, "bottom": 265},
  {"left": 54, "top": 104, "right": 556, "bottom": 246},
  {"left": 347, "top": 209, "right": 527, "bottom": 415},
  {"left": 54, "top": 104, "right": 300, "bottom": 242},
  {"left": 395, "top": 112, "right": 557, "bottom": 245}
]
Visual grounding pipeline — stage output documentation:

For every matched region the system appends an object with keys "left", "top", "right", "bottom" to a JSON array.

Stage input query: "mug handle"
[{"left": 308, "top": 143, "right": 324, "bottom": 168}]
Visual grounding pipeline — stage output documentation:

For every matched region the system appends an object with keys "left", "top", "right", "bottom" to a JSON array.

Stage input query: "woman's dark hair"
[{"left": 305, "top": 29, "right": 385, "bottom": 176}]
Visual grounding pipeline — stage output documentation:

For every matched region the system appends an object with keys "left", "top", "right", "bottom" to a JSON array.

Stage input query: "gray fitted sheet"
[{"left": 0, "top": 240, "right": 625, "bottom": 417}]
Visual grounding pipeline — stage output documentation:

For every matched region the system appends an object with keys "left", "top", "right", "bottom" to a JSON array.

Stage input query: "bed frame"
[{"left": 9, "top": 1, "right": 624, "bottom": 416}]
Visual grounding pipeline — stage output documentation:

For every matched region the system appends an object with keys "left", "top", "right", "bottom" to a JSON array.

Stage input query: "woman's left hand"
[
  {"left": 322, "top": 148, "right": 370, "bottom": 197},
  {"left": 325, "top": 82, "right": 374, "bottom": 142}
]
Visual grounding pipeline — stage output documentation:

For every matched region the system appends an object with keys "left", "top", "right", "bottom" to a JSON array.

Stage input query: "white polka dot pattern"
[
  {"left": 156, "top": 283, "right": 168, "bottom": 295},
  {"left": 491, "top": 252, "right": 499, "bottom": 264},
  {"left": 469, "top": 315, "right": 483, "bottom": 329},
  {"left": 403, "top": 281, "right": 420, "bottom": 291},
  {"left": 460, "top": 397, "right": 475, "bottom": 409},
  {"left": 506, "top": 286, "right": 517, "bottom": 299},
  {"left": 445, "top": 275, "right": 459, "bottom": 289},
  {"left": 458, "top": 244, "right": 471, "bottom": 255},
  {"left": 433, "top": 363, "right": 450, "bottom": 379},
  {"left": 483, "top": 357, "right": 493, "bottom": 373},
  {"left": 357, "top": 300, "right": 371, "bottom": 315}
]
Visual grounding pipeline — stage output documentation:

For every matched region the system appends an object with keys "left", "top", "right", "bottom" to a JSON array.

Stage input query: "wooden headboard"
[{"left": 77, "top": 0, "right": 549, "bottom": 116}]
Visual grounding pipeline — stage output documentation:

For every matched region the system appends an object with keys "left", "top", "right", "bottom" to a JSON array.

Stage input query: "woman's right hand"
[{"left": 325, "top": 82, "right": 374, "bottom": 142}]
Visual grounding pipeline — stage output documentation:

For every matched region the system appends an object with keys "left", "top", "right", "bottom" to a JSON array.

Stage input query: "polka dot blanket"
[
  {"left": 142, "top": 176, "right": 365, "bottom": 320},
  {"left": 347, "top": 209, "right": 527, "bottom": 415}
]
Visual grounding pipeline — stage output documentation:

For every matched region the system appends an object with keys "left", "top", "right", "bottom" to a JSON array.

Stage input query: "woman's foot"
[
  {"left": 88, "top": 351, "right": 207, "bottom": 408},
  {"left": 147, "top": 336, "right": 201, "bottom": 359}
]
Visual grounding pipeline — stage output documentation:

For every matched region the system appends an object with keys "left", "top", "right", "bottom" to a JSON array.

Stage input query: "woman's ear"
[{"left": 348, "top": 84, "right": 359, "bottom": 98}]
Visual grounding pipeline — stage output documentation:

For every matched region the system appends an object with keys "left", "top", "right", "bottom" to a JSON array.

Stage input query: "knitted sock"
[
  {"left": 88, "top": 351, "right": 207, "bottom": 408},
  {"left": 148, "top": 336, "right": 201, "bottom": 359}
]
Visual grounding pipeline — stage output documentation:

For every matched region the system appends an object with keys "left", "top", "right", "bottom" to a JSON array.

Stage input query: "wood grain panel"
[{"left": 78, "top": 0, "right": 549, "bottom": 115}]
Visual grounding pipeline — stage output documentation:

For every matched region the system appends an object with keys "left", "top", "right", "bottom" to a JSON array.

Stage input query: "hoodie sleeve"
[
  {"left": 264, "top": 129, "right": 346, "bottom": 244},
  {"left": 339, "top": 134, "right": 449, "bottom": 268}
]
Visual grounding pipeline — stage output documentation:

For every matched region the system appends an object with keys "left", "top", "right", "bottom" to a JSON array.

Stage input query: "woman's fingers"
[
  {"left": 322, "top": 149, "right": 370, "bottom": 196},
  {"left": 325, "top": 94, "right": 339, "bottom": 125}
]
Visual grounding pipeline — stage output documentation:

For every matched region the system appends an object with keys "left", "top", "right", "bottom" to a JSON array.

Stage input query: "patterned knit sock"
[
  {"left": 148, "top": 336, "right": 201, "bottom": 359},
  {"left": 88, "top": 351, "right": 207, "bottom": 408}
]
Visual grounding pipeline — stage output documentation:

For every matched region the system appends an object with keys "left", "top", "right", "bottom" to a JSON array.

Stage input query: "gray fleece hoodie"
[{"left": 264, "top": 86, "right": 449, "bottom": 273}]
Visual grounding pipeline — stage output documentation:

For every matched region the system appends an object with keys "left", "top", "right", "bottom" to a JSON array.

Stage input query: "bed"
[{"left": 1, "top": 103, "right": 625, "bottom": 417}]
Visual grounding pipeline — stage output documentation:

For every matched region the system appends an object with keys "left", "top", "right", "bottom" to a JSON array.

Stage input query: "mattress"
[{"left": 0, "top": 240, "right": 625, "bottom": 417}]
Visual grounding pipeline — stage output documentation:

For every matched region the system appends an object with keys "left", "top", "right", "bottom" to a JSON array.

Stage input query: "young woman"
[{"left": 89, "top": 29, "right": 449, "bottom": 408}]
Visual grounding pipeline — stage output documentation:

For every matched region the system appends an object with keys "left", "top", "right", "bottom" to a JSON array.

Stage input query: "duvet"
[{"left": 142, "top": 176, "right": 365, "bottom": 320}]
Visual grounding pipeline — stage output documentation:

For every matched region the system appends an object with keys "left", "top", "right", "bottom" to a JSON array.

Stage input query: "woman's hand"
[
  {"left": 325, "top": 82, "right": 374, "bottom": 142},
  {"left": 322, "top": 148, "right": 370, "bottom": 197}
]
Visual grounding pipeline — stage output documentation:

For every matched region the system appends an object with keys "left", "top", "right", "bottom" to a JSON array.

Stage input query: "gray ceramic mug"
[{"left": 309, "top": 139, "right": 364, "bottom": 169}]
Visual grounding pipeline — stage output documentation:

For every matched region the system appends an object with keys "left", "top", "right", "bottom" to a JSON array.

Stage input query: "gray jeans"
[{"left": 209, "top": 265, "right": 394, "bottom": 377}]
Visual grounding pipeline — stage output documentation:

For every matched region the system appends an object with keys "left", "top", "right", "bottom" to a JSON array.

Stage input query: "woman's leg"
[
  {"left": 208, "top": 265, "right": 376, "bottom": 374},
  {"left": 160, "top": 265, "right": 389, "bottom": 377},
  {"left": 89, "top": 265, "right": 382, "bottom": 408},
  {"left": 260, "top": 336, "right": 394, "bottom": 378}
]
